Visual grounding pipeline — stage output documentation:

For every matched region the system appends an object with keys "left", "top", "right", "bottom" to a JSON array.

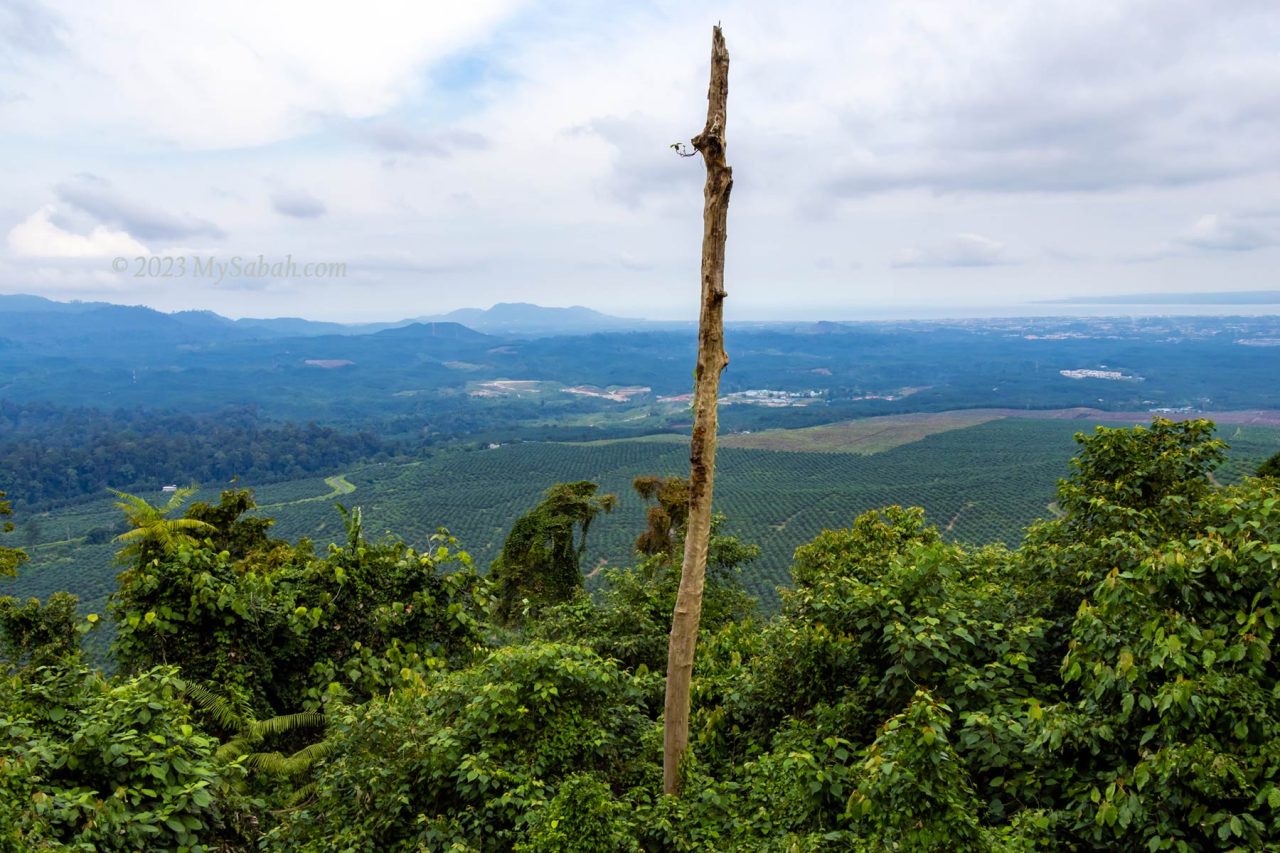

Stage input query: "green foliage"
[
  {"left": 713, "top": 714, "right": 861, "bottom": 843},
  {"left": 0, "top": 592, "right": 83, "bottom": 671},
  {"left": 1258, "top": 449, "right": 1280, "bottom": 479},
  {"left": 1033, "top": 476, "right": 1280, "bottom": 849},
  {"left": 0, "top": 491, "right": 28, "bottom": 578},
  {"left": 1021, "top": 418, "right": 1230, "bottom": 660},
  {"left": 518, "top": 773, "right": 638, "bottom": 852},
  {"left": 0, "top": 664, "right": 249, "bottom": 851},
  {"left": 183, "top": 488, "right": 282, "bottom": 561},
  {"left": 111, "top": 540, "right": 305, "bottom": 713},
  {"left": 846, "top": 690, "right": 987, "bottom": 851},
  {"left": 182, "top": 682, "right": 328, "bottom": 784},
  {"left": 791, "top": 504, "right": 940, "bottom": 589},
  {"left": 290, "top": 522, "right": 492, "bottom": 709},
  {"left": 708, "top": 512, "right": 1046, "bottom": 844},
  {"left": 749, "top": 508, "right": 1041, "bottom": 736},
  {"left": 270, "top": 642, "right": 654, "bottom": 851},
  {"left": 531, "top": 513, "right": 759, "bottom": 673},
  {"left": 491, "top": 481, "right": 618, "bottom": 622},
  {"left": 111, "top": 487, "right": 215, "bottom": 565},
  {"left": 7, "top": 417, "right": 1280, "bottom": 849},
  {"left": 1055, "top": 418, "right": 1226, "bottom": 536},
  {"left": 112, "top": 497, "right": 489, "bottom": 716}
]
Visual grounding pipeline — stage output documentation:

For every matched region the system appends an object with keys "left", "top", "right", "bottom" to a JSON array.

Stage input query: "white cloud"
[
  {"left": 1, "top": 0, "right": 527, "bottom": 149},
  {"left": 271, "top": 188, "right": 327, "bottom": 220},
  {"left": 1122, "top": 210, "right": 1280, "bottom": 261},
  {"left": 1178, "top": 213, "right": 1276, "bottom": 252},
  {"left": 56, "top": 174, "right": 225, "bottom": 240},
  {"left": 892, "top": 234, "right": 1012, "bottom": 268},
  {"left": 358, "top": 123, "right": 491, "bottom": 158},
  {"left": 814, "top": 0, "right": 1280, "bottom": 201},
  {"left": 7, "top": 205, "right": 148, "bottom": 258}
]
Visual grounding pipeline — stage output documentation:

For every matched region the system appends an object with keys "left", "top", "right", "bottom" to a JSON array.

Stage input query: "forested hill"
[
  {"left": 0, "top": 402, "right": 390, "bottom": 508},
  {"left": 5, "top": 300, "right": 1280, "bottom": 511},
  {"left": 4, "top": 300, "right": 1280, "bottom": 429}
]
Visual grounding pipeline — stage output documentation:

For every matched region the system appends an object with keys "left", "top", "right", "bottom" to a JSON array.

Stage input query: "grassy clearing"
[
  {"left": 568, "top": 433, "right": 689, "bottom": 447},
  {"left": 258, "top": 473, "right": 356, "bottom": 508},
  {"left": 719, "top": 410, "right": 1009, "bottom": 454}
]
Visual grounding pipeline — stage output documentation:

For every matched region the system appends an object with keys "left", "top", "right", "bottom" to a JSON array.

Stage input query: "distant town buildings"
[
  {"left": 717, "top": 389, "right": 824, "bottom": 407},
  {"left": 1059, "top": 369, "right": 1142, "bottom": 381}
]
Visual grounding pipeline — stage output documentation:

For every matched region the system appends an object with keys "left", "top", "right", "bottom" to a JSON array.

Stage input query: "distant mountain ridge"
[
  {"left": 0, "top": 294, "right": 374, "bottom": 340},
  {"left": 3, "top": 292, "right": 1280, "bottom": 459},
  {"left": 413, "top": 302, "right": 653, "bottom": 335},
  {"left": 0, "top": 294, "right": 652, "bottom": 339}
]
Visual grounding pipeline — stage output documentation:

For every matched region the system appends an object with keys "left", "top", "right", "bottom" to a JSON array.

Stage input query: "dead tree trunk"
[{"left": 663, "top": 24, "right": 732, "bottom": 797}]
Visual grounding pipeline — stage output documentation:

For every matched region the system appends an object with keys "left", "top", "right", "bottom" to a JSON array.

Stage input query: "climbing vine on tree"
[{"left": 490, "top": 480, "right": 617, "bottom": 622}]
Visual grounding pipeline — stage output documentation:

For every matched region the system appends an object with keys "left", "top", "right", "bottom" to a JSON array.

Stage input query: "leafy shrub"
[
  {"left": 0, "top": 592, "right": 82, "bottom": 671},
  {"left": 1034, "top": 477, "right": 1280, "bottom": 849},
  {"left": 112, "top": 494, "right": 490, "bottom": 716},
  {"left": 846, "top": 690, "right": 986, "bottom": 851},
  {"left": 270, "top": 642, "right": 654, "bottom": 851},
  {"left": 0, "top": 665, "right": 248, "bottom": 851},
  {"left": 517, "top": 773, "right": 637, "bottom": 852}
]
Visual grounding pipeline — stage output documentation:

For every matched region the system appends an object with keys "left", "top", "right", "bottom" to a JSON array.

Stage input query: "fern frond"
[
  {"left": 170, "top": 518, "right": 216, "bottom": 533},
  {"left": 215, "top": 735, "right": 261, "bottom": 764},
  {"left": 250, "top": 711, "right": 326, "bottom": 738},
  {"left": 183, "top": 683, "right": 247, "bottom": 731},
  {"left": 245, "top": 750, "right": 289, "bottom": 774},
  {"left": 246, "top": 738, "right": 335, "bottom": 777},
  {"left": 282, "top": 738, "right": 335, "bottom": 768},
  {"left": 285, "top": 781, "right": 319, "bottom": 808}
]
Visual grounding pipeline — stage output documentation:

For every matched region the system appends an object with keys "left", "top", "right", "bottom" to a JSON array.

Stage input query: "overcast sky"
[{"left": 2, "top": 0, "right": 1279, "bottom": 322}]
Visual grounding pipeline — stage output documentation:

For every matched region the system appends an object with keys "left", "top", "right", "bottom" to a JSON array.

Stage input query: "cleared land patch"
[
  {"left": 637, "top": 408, "right": 1280, "bottom": 455},
  {"left": 720, "top": 410, "right": 1008, "bottom": 454}
]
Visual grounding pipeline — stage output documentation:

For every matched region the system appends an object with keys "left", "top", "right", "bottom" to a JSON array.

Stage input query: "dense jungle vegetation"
[
  {"left": 3, "top": 419, "right": 1280, "bottom": 850},
  {"left": 0, "top": 402, "right": 391, "bottom": 509}
]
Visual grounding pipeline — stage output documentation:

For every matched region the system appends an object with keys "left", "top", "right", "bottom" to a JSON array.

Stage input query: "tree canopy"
[
  {"left": 1259, "top": 449, "right": 1280, "bottom": 479},
  {"left": 4, "top": 419, "right": 1280, "bottom": 850},
  {"left": 0, "top": 491, "right": 27, "bottom": 578}
]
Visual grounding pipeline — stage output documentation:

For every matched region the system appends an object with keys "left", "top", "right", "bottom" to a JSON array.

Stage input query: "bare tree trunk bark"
[{"left": 663, "top": 24, "right": 732, "bottom": 797}]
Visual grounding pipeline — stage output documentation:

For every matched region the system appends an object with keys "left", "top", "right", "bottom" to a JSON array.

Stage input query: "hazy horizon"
[
  {"left": 7, "top": 289, "right": 1280, "bottom": 326},
  {"left": 3, "top": 2, "right": 1279, "bottom": 321}
]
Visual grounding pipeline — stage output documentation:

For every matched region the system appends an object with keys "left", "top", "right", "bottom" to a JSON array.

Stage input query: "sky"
[{"left": 1, "top": 0, "right": 1279, "bottom": 322}]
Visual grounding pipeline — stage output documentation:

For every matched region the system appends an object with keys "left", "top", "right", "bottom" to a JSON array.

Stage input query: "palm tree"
[
  {"left": 183, "top": 683, "right": 329, "bottom": 804},
  {"left": 112, "top": 487, "right": 215, "bottom": 563}
]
